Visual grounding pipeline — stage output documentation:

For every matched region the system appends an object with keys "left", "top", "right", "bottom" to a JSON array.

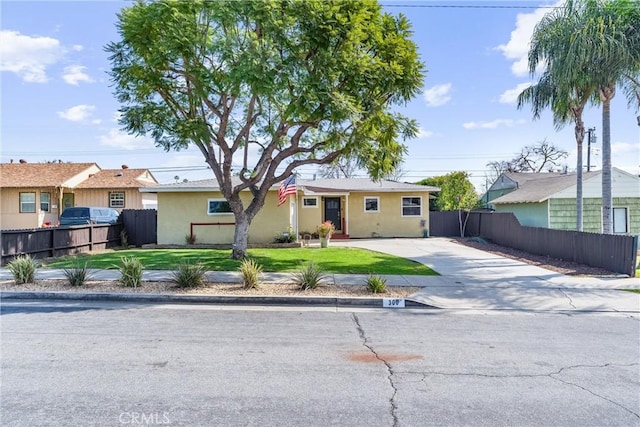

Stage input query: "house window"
[
  {"left": 303, "top": 197, "right": 318, "bottom": 208},
  {"left": 19, "top": 192, "right": 36, "bottom": 213},
  {"left": 613, "top": 207, "right": 628, "bottom": 233},
  {"left": 364, "top": 196, "right": 379, "bottom": 213},
  {"left": 208, "top": 199, "right": 232, "bottom": 215},
  {"left": 109, "top": 192, "right": 125, "bottom": 208},
  {"left": 402, "top": 196, "right": 422, "bottom": 217},
  {"left": 40, "top": 192, "right": 51, "bottom": 212}
]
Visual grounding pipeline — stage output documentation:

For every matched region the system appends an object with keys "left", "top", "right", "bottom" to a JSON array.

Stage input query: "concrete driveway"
[{"left": 333, "top": 238, "right": 640, "bottom": 313}]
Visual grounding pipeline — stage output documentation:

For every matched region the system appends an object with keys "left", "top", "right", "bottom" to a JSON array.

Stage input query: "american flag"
[{"left": 278, "top": 175, "right": 297, "bottom": 206}]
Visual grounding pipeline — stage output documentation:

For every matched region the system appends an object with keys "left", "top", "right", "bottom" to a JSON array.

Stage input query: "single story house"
[
  {"left": 0, "top": 161, "right": 158, "bottom": 230},
  {"left": 485, "top": 168, "right": 639, "bottom": 234},
  {"left": 140, "top": 178, "right": 439, "bottom": 244}
]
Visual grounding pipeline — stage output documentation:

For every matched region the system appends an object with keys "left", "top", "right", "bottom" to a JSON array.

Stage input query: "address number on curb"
[{"left": 383, "top": 298, "right": 405, "bottom": 308}]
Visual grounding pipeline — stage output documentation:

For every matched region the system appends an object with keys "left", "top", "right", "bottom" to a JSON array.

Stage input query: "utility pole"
[{"left": 586, "top": 127, "right": 596, "bottom": 172}]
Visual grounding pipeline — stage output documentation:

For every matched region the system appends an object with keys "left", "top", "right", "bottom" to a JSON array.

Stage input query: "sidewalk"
[{"left": 1, "top": 238, "right": 638, "bottom": 312}]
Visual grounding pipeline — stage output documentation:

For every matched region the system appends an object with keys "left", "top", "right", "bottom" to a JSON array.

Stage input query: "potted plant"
[{"left": 317, "top": 221, "right": 335, "bottom": 248}]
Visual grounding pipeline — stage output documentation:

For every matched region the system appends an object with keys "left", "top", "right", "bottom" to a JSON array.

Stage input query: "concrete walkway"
[
  {"left": 1, "top": 237, "right": 638, "bottom": 312},
  {"left": 331, "top": 238, "right": 640, "bottom": 312}
]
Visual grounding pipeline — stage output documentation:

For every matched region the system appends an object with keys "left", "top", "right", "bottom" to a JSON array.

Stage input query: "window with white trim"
[
  {"left": 364, "top": 196, "right": 379, "bottom": 213},
  {"left": 19, "top": 192, "right": 36, "bottom": 213},
  {"left": 40, "top": 192, "right": 51, "bottom": 212},
  {"left": 302, "top": 197, "right": 318, "bottom": 208},
  {"left": 613, "top": 207, "right": 628, "bottom": 233},
  {"left": 208, "top": 199, "right": 232, "bottom": 215},
  {"left": 109, "top": 192, "right": 125, "bottom": 208},
  {"left": 401, "top": 196, "right": 422, "bottom": 217}
]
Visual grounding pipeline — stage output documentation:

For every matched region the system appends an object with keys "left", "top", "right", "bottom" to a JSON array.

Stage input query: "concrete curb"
[{"left": 0, "top": 291, "right": 438, "bottom": 309}]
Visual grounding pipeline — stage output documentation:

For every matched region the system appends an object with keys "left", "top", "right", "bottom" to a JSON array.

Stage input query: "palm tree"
[
  {"left": 524, "top": 0, "right": 640, "bottom": 234},
  {"left": 519, "top": 2, "right": 595, "bottom": 231},
  {"left": 518, "top": 72, "right": 593, "bottom": 231}
]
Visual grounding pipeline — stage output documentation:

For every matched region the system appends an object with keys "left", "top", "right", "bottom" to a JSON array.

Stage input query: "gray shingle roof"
[
  {"left": 141, "top": 177, "right": 438, "bottom": 193},
  {"left": 491, "top": 170, "right": 602, "bottom": 203}
]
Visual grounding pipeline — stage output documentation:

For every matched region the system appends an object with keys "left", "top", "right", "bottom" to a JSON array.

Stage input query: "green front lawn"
[{"left": 43, "top": 248, "right": 438, "bottom": 276}]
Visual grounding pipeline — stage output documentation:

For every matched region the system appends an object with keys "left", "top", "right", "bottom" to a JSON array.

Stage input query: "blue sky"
[{"left": 1, "top": 0, "right": 638, "bottom": 191}]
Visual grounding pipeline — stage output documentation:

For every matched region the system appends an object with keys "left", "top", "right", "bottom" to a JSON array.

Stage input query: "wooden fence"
[
  {"left": 429, "top": 211, "right": 638, "bottom": 277},
  {"left": 1, "top": 223, "right": 124, "bottom": 266},
  {"left": 121, "top": 209, "right": 157, "bottom": 247}
]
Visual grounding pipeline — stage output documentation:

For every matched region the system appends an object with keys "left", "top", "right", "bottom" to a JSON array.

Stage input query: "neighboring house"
[
  {"left": 485, "top": 168, "right": 639, "bottom": 234},
  {"left": 0, "top": 162, "right": 158, "bottom": 230},
  {"left": 140, "top": 178, "right": 439, "bottom": 245},
  {"left": 75, "top": 167, "right": 158, "bottom": 211}
]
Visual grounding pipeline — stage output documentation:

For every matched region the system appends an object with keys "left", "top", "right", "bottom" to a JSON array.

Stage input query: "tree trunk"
[
  {"left": 600, "top": 86, "right": 614, "bottom": 234},
  {"left": 232, "top": 212, "right": 251, "bottom": 259},
  {"left": 574, "top": 121, "right": 584, "bottom": 232}
]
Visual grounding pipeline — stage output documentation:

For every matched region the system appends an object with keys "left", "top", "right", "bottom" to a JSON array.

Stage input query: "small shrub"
[
  {"left": 63, "top": 263, "right": 92, "bottom": 287},
  {"left": 292, "top": 261, "right": 326, "bottom": 290},
  {"left": 7, "top": 254, "right": 38, "bottom": 284},
  {"left": 170, "top": 262, "right": 207, "bottom": 288},
  {"left": 185, "top": 234, "right": 197, "bottom": 245},
  {"left": 365, "top": 274, "right": 387, "bottom": 294},
  {"left": 273, "top": 232, "right": 296, "bottom": 244},
  {"left": 239, "top": 258, "right": 263, "bottom": 289},
  {"left": 117, "top": 256, "right": 143, "bottom": 288}
]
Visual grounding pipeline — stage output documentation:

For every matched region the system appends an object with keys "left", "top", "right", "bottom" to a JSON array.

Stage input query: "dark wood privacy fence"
[
  {"left": 0, "top": 210, "right": 158, "bottom": 265},
  {"left": 429, "top": 211, "right": 638, "bottom": 277},
  {"left": 121, "top": 209, "right": 157, "bottom": 247},
  {"left": 1, "top": 223, "right": 124, "bottom": 266}
]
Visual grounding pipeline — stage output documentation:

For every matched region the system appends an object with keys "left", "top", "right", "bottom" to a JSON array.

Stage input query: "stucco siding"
[
  {"left": 493, "top": 202, "right": 548, "bottom": 227},
  {"left": 346, "top": 192, "right": 427, "bottom": 238},
  {"left": 297, "top": 195, "right": 323, "bottom": 235},
  {"left": 157, "top": 191, "right": 289, "bottom": 244}
]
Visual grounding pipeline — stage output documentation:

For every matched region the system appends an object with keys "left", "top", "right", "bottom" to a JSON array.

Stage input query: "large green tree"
[
  {"left": 107, "top": 0, "right": 424, "bottom": 258},
  {"left": 418, "top": 171, "right": 478, "bottom": 237},
  {"left": 525, "top": 0, "right": 639, "bottom": 234}
]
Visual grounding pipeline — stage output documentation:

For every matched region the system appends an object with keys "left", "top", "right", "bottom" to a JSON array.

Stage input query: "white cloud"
[
  {"left": 72, "top": 45, "right": 83, "bottom": 52},
  {"left": 98, "top": 129, "right": 155, "bottom": 151},
  {"left": 91, "top": 119, "right": 102, "bottom": 125},
  {"left": 62, "top": 65, "right": 93, "bottom": 86},
  {"left": 112, "top": 111, "right": 123, "bottom": 123},
  {"left": 423, "top": 83, "right": 452, "bottom": 107},
  {"left": 416, "top": 127, "right": 434, "bottom": 139},
  {"left": 496, "top": 1, "right": 564, "bottom": 77},
  {"left": 0, "top": 30, "right": 65, "bottom": 83},
  {"left": 499, "top": 82, "right": 532, "bottom": 104},
  {"left": 611, "top": 142, "right": 639, "bottom": 155},
  {"left": 57, "top": 104, "right": 96, "bottom": 122},
  {"left": 463, "top": 119, "right": 526, "bottom": 130}
]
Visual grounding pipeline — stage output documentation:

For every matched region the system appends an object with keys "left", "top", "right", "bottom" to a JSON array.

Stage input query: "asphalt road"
[{"left": 1, "top": 301, "right": 639, "bottom": 427}]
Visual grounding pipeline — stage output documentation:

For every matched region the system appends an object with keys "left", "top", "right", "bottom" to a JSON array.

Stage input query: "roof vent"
[
  {"left": 116, "top": 172, "right": 124, "bottom": 177},
  {"left": 122, "top": 164, "right": 129, "bottom": 169},
  {"left": 19, "top": 159, "right": 27, "bottom": 164}
]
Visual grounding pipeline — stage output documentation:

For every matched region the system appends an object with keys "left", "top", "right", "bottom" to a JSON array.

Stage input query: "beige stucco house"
[
  {"left": 141, "top": 178, "right": 439, "bottom": 244},
  {"left": 0, "top": 162, "right": 158, "bottom": 230}
]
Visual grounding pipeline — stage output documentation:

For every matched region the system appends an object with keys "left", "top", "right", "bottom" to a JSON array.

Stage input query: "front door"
[
  {"left": 62, "top": 193, "right": 74, "bottom": 210},
  {"left": 324, "top": 197, "right": 341, "bottom": 231}
]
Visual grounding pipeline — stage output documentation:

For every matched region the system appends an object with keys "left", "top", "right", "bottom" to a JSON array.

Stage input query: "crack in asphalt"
[
  {"left": 351, "top": 313, "right": 399, "bottom": 427},
  {"left": 559, "top": 289, "right": 577, "bottom": 309},
  {"left": 401, "top": 363, "right": 640, "bottom": 419}
]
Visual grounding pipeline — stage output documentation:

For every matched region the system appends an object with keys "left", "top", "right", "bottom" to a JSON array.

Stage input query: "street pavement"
[{"left": 1, "top": 238, "right": 638, "bottom": 312}]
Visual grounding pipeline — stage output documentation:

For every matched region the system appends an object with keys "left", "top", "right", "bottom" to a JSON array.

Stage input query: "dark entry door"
[{"left": 324, "top": 197, "right": 341, "bottom": 231}]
